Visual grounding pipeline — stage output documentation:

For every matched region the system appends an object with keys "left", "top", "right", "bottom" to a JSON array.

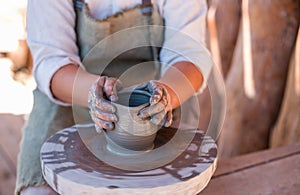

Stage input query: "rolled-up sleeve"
[
  {"left": 159, "top": 0, "right": 213, "bottom": 93},
  {"left": 27, "top": 0, "right": 83, "bottom": 105}
]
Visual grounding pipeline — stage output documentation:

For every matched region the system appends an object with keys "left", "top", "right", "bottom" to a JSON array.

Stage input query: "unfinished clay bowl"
[{"left": 105, "top": 89, "right": 159, "bottom": 154}]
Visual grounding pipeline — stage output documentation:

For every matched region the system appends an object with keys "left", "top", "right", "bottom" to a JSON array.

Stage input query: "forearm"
[
  {"left": 159, "top": 61, "right": 203, "bottom": 109},
  {"left": 50, "top": 64, "right": 98, "bottom": 107}
]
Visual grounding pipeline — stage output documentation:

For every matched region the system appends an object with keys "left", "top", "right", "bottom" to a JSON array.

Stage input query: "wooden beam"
[{"left": 202, "top": 143, "right": 300, "bottom": 194}]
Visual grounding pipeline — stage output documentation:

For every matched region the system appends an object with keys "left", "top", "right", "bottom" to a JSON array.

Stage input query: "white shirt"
[{"left": 26, "top": 0, "right": 213, "bottom": 105}]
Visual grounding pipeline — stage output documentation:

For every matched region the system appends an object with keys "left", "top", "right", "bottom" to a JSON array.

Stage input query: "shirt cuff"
[{"left": 33, "top": 56, "right": 83, "bottom": 106}]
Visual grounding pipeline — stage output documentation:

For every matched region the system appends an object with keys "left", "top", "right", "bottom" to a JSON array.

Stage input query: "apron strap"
[
  {"left": 141, "top": 0, "right": 153, "bottom": 16},
  {"left": 73, "top": 0, "right": 84, "bottom": 11}
]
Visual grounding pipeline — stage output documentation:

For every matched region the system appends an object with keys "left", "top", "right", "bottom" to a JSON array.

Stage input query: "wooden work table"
[{"left": 201, "top": 142, "right": 300, "bottom": 194}]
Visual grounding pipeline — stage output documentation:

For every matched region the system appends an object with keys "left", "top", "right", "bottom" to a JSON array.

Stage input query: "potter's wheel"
[{"left": 40, "top": 124, "right": 217, "bottom": 195}]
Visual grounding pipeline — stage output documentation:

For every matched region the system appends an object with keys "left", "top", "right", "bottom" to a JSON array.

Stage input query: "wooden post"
[
  {"left": 218, "top": 0, "right": 300, "bottom": 158},
  {"left": 215, "top": 0, "right": 241, "bottom": 78},
  {"left": 270, "top": 27, "right": 300, "bottom": 148}
]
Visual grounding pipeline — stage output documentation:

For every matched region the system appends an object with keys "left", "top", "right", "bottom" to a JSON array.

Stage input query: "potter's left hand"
[
  {"left": 136, "top": 80, "right": 173, "bottom": 127},
  {"left": 88, "top": 76, "right": 121, "bottom": 132}
]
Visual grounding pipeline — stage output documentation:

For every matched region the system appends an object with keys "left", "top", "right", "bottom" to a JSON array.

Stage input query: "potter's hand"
[
  {"left": 136, "top": 80, "right": 173, "bottom": 127},
  {"left": 88, "top": 76, "right": 120, "bottom": 132}
]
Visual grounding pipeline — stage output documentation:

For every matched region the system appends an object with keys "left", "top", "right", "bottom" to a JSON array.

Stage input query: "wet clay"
[
  {"left": 106, "top": 89, "right": 159, "bottom": 153},
  {"left": 41, "top": 124, "right": 217, "bottom": 195}
]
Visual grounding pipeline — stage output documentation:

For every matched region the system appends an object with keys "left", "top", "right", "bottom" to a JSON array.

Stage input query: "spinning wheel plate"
[{"left": 41, "top": 124, "right": 217, "bottom": 195}]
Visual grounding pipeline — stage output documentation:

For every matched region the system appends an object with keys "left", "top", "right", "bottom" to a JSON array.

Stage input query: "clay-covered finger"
[
  {"left": 94, "top": 76, "right": 106, "bottom": 99},
  {"left": 164, "top": 111, "right": 173, "bottom": 127},
  {"left": 109, "top": 79, "right": 123, "bottom": 102},
  {"left": 93, "top": 116, "right": 114, "bottom": 130},
  {"left": 103, "top": 121, "right": 114, "bottom": 130},
  {"left": 149, "top": 82, "right": 163, "bottom": 104},
  {"left": 104, "top": 77, "right": 119, "bottom": 101},
  {"left": 94, "top": 124, "right": 103, "bottom": 133},
  {"left": 94, "top": 98, "right": 116, "bottom": 113},
  {"left": 138, "top": 102, "right": 165, "bottom": 119},
  {"left": 90, "top": 114, "right": 103, "bottom": 133},
  {"left": 150, "top": 110, "right": 166, "bottom": 125},
  {"left": 91, "top": 109, "right": 118, "bottom": 122},
  {"left": 161, "top": 95, "right": 168, "bottom": 107}
]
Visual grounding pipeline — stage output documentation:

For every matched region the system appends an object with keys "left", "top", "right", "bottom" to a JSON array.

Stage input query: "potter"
[{"left": 19, "top": 0, "right": 214, "bottom": 193}]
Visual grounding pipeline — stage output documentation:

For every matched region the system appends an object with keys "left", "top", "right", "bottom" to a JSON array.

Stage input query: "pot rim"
[{"left": 112, "top": 88, "right": 151, "bottom": 110}]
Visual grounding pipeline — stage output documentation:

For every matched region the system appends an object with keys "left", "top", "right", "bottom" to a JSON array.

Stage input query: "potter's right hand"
[
  {"left": 88, "top": 76, "right": 120, "bottom": 132},
  {"left": 136, "top": 80, "right": 173, "bottom": 127}
]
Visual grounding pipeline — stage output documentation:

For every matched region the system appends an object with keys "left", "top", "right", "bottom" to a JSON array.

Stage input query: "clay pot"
[{"left": 105, "top": 89, "right": 158, "bottom": 154}]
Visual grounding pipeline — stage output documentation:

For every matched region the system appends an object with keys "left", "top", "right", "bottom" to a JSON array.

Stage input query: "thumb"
[
  {"left": 109, "top": 79, "right": 123, "bottom": 102},
  {"left": 149, "top": 82, "right": 163, "bottom": 105}
]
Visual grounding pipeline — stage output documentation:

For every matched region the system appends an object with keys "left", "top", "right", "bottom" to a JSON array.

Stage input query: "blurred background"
[
  {"left": 0, "top": 0, "right": 36, "bottom": 194},
  {"left": 0, "top": 0, "right": 299, "bottom": 194}
]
